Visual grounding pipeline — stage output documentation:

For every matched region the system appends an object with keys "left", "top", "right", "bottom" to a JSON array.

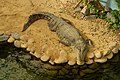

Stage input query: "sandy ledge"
[{"left": 0, "top": 0, "right": 120, "bottom": 65}]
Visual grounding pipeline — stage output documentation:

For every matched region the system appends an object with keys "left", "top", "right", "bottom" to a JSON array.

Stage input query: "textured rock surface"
[
  {"left": 0, "top": 42, "right": 120, "bottom": 80},
  {"left": 0, "top": 0, "right": 120, "bottom": 65}
]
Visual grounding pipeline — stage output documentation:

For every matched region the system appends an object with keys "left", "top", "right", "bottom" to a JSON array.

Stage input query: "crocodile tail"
[{"left": 22, "top": 12, "right": 54, "bottom": 32}]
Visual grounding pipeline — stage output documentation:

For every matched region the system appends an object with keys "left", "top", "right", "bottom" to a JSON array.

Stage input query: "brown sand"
[{"left": 0, "top": 0, "right": 120, "bottom": 65}]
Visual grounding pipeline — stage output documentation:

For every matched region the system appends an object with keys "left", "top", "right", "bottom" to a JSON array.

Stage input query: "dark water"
[{"left": 0, "top": 42, "right": 120, "bottom": 80}]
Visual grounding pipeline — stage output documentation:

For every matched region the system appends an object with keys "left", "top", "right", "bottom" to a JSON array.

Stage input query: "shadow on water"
[
  {"left": 0, "top": 42, "right": 13, "bottom": 58},
  {"left": 0, "top": 42, "right": 120, "bottom": 80}
]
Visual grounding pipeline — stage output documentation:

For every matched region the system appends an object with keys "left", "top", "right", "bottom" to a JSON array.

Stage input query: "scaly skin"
[{"left": 22, "top": 12, "right": 89, "bottom": 64}]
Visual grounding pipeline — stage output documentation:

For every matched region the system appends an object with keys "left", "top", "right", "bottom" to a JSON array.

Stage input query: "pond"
[{"left": 0, "top": 42, "right": 120, "bottom": 80}]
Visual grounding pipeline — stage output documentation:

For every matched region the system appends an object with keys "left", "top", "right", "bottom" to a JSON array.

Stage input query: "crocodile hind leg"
[
  {"left": 58, "top": 34, "right": 71, "bottom": 46},
  {"left": 59, "top": 37, "right": 71, "bottom": 46}
]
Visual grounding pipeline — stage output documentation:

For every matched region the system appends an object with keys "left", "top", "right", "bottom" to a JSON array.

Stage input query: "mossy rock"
[{"left": 0, "top": 42, "right": 120, "bottom": 80}]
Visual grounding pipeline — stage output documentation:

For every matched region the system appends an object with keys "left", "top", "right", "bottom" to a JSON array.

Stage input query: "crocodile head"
[{"left": 74, "top": 39, "right": 89, "bottom": 63}]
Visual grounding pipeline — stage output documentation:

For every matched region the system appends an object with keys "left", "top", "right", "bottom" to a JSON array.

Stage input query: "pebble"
[
  {"left": 86, "top": 59, "right": 93, "bottom": 64},
  {"left": 68, "top": 52, "right": 76, "bottom": 65},
  {"left": 54, "top": 49, "right": 68, "bottom": 64},
  {"left": 41, "top": 46, "right": 53, "bottom": 62},
  {"left": 7, "top": 36, "right": 15, "bottom": 43},
  {"left": 94, "top": 57, "right": 107, "bottom": 63},
  {"left": 11, "top": 32, "right": 21, "bottom": 40},
  {"left": 0, "top": 34, "right": 9, "bottom": 42},
  {"left": 103, "top": 49, "right": 111, "bottom": 56},
  {"left": 33, "top": 51, "right": 42, "bottom": 58},
  {"left": 94, "top": 50, "right": 102, "bottom": 58},
  {"left": 106, "top": 52, "right": 113, "bottom": 59},
  {"left": 21, "top": 43, "right": 27, "bottom": 48},
  {"left": 77, "top": 60, "right": 84, "bottom": 65},
  {"left": 41, "top": 55, "right": 50, "bottom": 62},
  {"left": 26, "top": 46, "right": 32, "bottom": 52},
  {"left": 87, "top": 52, "right": 94, "bottom": 58},
  {"left": 29, "top": 52, "right": 34, "bottom": 55},
  {"left": 14, "top": 40, "right": 21, "bottom": 48},
  {"left": 112, "top": 47, "right": 119, "bottom": 54},
  {"left": 49, "top": 60, "right": 55, "bottom": 65},
  {"left": 81, "top": 5, "right": 89, "bottom": 16},
  {"left": 68, "top": 60, "right": 76, "bottom": 65}
]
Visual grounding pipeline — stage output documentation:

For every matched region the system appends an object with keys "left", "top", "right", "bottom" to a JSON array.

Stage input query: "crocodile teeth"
[
  {"left": 94, "top": 57, "right": 107, "bottom": 63},
  {"left": 7, "top": 36, "right": 15, "bottom": 43},
  {"left": 54, "top": 49, "right": 68, "bottom": 64},
  {"left": 94, "top": 50, "right": 102, "bottom": 59},
  {"left": 14, "top": 40, "right": 21, "bottom": 48}
]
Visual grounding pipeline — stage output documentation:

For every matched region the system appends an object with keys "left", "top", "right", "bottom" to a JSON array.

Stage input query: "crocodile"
[{"left": 22, "top": 12, "right": 90, "bottom": 64}]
